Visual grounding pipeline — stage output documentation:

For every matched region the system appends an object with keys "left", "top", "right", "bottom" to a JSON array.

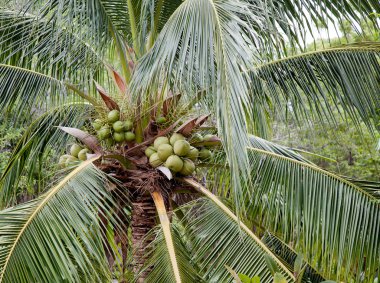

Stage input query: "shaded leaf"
[{"left": 94, "top": 81, "right": 120, "bottom": 111}]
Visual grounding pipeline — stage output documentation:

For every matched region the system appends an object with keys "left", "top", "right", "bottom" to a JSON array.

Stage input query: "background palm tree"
[{"left": 0, "top": 0, "right": 379, "bottom": 282}]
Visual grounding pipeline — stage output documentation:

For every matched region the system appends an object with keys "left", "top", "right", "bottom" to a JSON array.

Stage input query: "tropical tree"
[{"left": 0, "top": 0, "right": 379, "bottom": 282}]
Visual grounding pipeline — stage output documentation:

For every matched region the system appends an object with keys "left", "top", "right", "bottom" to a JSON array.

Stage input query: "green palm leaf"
[
  {"left": 246, "top": 145, "right": 380, "bottom": 282},
  {"left": 251, "top": 44, "right": 380, "bottom": 129},
  {"left": 0, "top": 158, "right": 118, "bottom": 283}
]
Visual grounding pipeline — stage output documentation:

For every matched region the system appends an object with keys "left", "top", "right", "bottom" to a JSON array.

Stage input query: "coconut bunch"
[
  {"left": 145, "top": 132, "right": 216, "bottom": 176},
  {"left": 92, "top": 110, "right": 135, "bottom": 147},
  {"left": 58, "top": 144, "right": 93, "bottom": 168}
]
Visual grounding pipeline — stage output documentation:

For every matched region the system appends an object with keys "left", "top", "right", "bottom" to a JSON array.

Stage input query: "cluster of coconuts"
[
  {"left": 58, "top": 144, "right": 92, "bottom": 168},
  {"left": 92, "top": 110, "right": 135, "bottom": 147},
  {"left": 145, "top": 133, "right": 214, "bottom": 176}
]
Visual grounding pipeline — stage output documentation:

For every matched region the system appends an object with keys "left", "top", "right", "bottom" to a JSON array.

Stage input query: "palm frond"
[
  {"left": 246, "top": 145, "right": 380, "bottom": 282},
  {"left": 251, "top": 44, "right": 380, "bottom": 130},
  {"left": 143, "top": 223, "right": 202, "bottom": 283},
  {"left": 0, "top": 103, "right": 93, "bottom": 207},
  {"left": 131, "top": 0, "right": 274, "bottom": 211},
  {"left": 0, "top": 158, "right": 119, "bottom": 283},
  {"left": 176, "top": 192, "right": 295, "bottom": 283}
]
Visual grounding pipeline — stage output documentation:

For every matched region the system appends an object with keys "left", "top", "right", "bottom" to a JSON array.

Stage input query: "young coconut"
[
  {"left": 98, "top": 125, "right": 111, "bottom": 140},
  {"left": 199, "top": 148, "right": 212, "bottom": 161},
  {"left": 165, "top": 155, "right": 183, "bottom": 173},
  {"left": 113, "top": 132, "right": 125, "bottom": 143},
  {"left": 149, "top": 153, "right": 163, "bottom": 168},
  {"left": 156, "top": 116, "right": 167, "bottom": 124},
  {"left": 78, "top": 148, "right": 90, "bottom": 161},
  {"left": 190, "top": 133, "right": 203, "bottom": 143},
  {"left": 154, "top": 136, "right": 170, "bottom": 149},
  {"left": 92, "top": 119, "right": 102, "bottom": 131},
  {"left": 203, "top": 134, "right": 215, "bottom": 141},
  {"left": 179, "top": 159, "right": 195, "bottom": 176},
  {"left": 170, "top": 133, "right": 185, "bottom": 146},
  {"left": 70, "top": 144, "right": 83, "bottom": 158},
  {"left": 107, "top": 110, "right": 120, "bottom": 123},
  {"left": 58, "top": 154, "right": 71, "bottom": 168},
  {"left": 145, "top": 146, "right": 156, "bottom": 158},
  {"left": 65, "top": 156, "right": 79, "bottom": 167},
  {"left": 125, "top": 131, "right": 136, "bottom": 142},
  {"left": 105, "top": 137, "right": 115, "bottom": 147},
  {"left": 113, "top": 121, "right": 124, "bottom": 133},
  {"left": 173, "top": 140, "right": 190, "bottom": 156},
  {"left": 187, "top": 147, "right": 199, "bottom": 161},
  {"left": 124, "top": 120, "right": 133, "bottom": 131},
  {"left": 157, "top": 144, "right": 174, "bottom": 161}
]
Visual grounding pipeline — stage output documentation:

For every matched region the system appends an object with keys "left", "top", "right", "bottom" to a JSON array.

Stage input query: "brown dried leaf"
[
  {"left": 59, "top": 127, "right": 102, "bottom": 153},
  {"left": 163, "top": 92, "right": 181, "bottom": 116},
  {"left": 195, "top": 114, "right": 210, "bottom": 127},
  {"left": 175, "top": 118, "right": 198, "bottom": 137},
  {"left": 94, "top": 81, "right": 120, "bottom": 111},
  {"left": 106, "top": 65, "right": 127, "bottom": 94}
]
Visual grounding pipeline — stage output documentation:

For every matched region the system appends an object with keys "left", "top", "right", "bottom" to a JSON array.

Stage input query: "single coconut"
[
  {"left": 98, "top": 125, "right": 111, "bottom": 140},
  {"left": 154, "top": 136, "right": 169, "bottom": 149},
  {"left": 157, "top": 144, "right": 174, "bottom": 161},
  {"left": 180, "top": 159, "right": 195, "bottom": 176},
  {"left": 70, "top": 144, "right": 83, "bottom": 157},
  {"left": 145, "top": 146, "right": 156, "bottom": 158},
  {"left": 78, "top": 148, "right": 90, "bottom": 161},
  {"left": 190, "top": 133, "right": 203, "bottom": 143},
  {"left": 113, "top": 132, "right": 125, "bottom": 143},
  {"left": 58, "top": 154, "right": 71, "bottom": 168},
  {"left": 124, "top": 120, "right": 133, "bottom": 131},
  {"left": 107, "top": 110, "right": 120, "bottom": 123},
  {"left": 165, "top": 155, "right": 183, "bottom": 172},
  {"left": 199, "top": 148, "right": 212, "bottom": 161},
  {"left": 92, "top": 119, "right": 102, "bottom": 131},
  {"left": 170, "top": 133, "right": 185, "bottom": 146},
  {"left": 187, "top": 147, "right": 199, "bottom": 161},
  {"left": 203, "top": 134, "right": 215, "bottom": 141},
  {"left": 125, "top": 132, "right": 135, "bottom": 142},
  {"left": 65, "top": 156, "right": 79, "bottom": 167},
  {"left": 105, "top": 137, "right": 115, "bottom": 147},
  {"left": 113, "top": 121, "right": 125, "bottom": 132},
  {"left": 156, "top": 116, "right": 167, "bottom": 124},
  {"left": 149, "top": 153, "right": 162, "bottom": 167},
  {"left": 173, "top": 140, "right": 190, "bottom": 156}
]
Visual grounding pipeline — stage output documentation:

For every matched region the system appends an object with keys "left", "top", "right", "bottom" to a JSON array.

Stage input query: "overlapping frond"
[
  {"left": 246, "top": 145, "right": 380, "bottom": 282},
  {"left": 0, "top": 159, "right": 118, "bottom": 283},
  {"left": 251, "top": 44, "right": 380, "bottom": 129},
  {"left": 178, "top": 197, "right": 295, "bottom": 282},
  {"left": 0, "top": 103, "right": 92, "bottom": 207}
]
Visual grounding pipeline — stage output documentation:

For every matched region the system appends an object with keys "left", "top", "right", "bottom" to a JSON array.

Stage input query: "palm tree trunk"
[{"left": 131, "top": 192, "right": 157, "bottom": 282}]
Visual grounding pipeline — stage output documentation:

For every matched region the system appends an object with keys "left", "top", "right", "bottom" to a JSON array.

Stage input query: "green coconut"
[
  {"left": 165, "top": 155, "right": 183, "bottom": 172},
  {"left": 179, "top": 159, "right": 195, "bottom": 176},
  {"left": 113, "top": 121, "right": 125, "bottom": 132},
  {"left": 58, "top": 154, "right": 71, "bottom": 168},
  {"left": 149, "top": 153, "right": 163, "bottom": 168},
  {"left": 190, "top": 133, "right": 203, "bottom": 143},
  {"left": 107, "top": 110, "right": 120, "bottom": 123},
  {"left": 98, "top": 125, "right": 111, "bottom": 140},
  {"left": 125, "top": 132, "right": 136, "bottom": 142},
  {"left": 156, "top": 116, "right": 167, "bottom": 124},
  {"left": 92, "top": 119, "right": 102, "bottom": 131},
  {"left": 70, "top": 144, "right": 83, "bottom": 158},
  {"left": 187, "top": 147, "right": 199, "bottom": 161},
  {"left": 154, "top": 136, "right": 170, "bottom": 149},
  {"left": 203, "top": 134, "right": 215, "bottom": 141},
  {"left": 157, "top": 144, "right": 174, "bottom": 162},
  {"left": 199, "top": 148, "right": 212, "bottom": 161},
  {"left": 78, "top": 148, "right": 90, "bottom": 161},
  {"left": 173, "top": 140, "right": 190, "bottom": 156},
  {"left": 105, "top": 137, "right": 115, "bottom": 147},
  {"left": 113, "top": 132, "right": 125, "bottom": 143},
  {"left": 65, "top": 156, "right": 79, "bottom": 167},
  {"left": 124, "top": 120, "right": 133, "bottom": 131},
  {"left": 169, "top": 133, "right": 185, "bottom": 146},
  {"left": 145, "top": 146, "right": 156, "bottom": 158}
]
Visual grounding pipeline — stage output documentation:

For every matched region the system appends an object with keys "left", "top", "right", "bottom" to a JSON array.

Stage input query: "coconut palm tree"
[{"left": 0, "top": 0, "right": 379, "bottom": 282}]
